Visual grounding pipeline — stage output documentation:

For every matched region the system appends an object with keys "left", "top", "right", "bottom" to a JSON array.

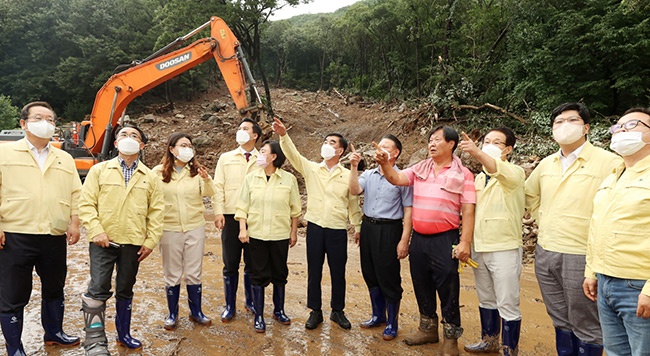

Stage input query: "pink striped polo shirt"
[{"left": 403, "top": 161, "right": 476, "bottom": 235}]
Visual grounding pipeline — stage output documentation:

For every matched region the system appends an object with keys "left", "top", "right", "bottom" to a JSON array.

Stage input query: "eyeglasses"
[
  {"left": 117, "top": 132, "right": 142, "bottom": 141},
  {"left": 553, "top": 116, "right": 583, "bottom": 125},
  {"left": 609, "top": 119, "right": 650, "bottom": 134},
  {"left": 175, "top": 143, "right": 193, "bottom": 149},
  {"left": 27, "top": 115, "right": 56, "bottom": 124}
]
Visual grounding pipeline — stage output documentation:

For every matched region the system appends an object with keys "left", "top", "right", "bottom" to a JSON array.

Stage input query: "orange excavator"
[{"left": 2, "top": 16, "right": 263, "bottom": 178}]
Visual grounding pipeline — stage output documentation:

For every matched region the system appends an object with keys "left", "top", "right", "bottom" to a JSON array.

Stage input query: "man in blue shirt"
[{"left": 349, "top": 134, "right": 413, "bottom": 341}]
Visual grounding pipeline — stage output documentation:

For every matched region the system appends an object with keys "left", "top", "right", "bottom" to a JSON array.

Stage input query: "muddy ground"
[
  {"left": 3, "top": 87, "right": 556, "bottom": 354},
  {"left": 10, "top": 219, "right": 555, "bottom": 355}
]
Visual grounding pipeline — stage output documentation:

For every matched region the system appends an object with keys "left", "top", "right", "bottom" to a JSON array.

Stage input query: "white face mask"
[
  {"left": 553, "top": 123, "right": 584, "bottom": 145},
  {"left": 175, "top": 147, "right": 194, "bottom": 163},
  {"left": 236, "top": 130, "right": 251, "bottom": 145},
  {"left": 321, "top": 143, "right": 337, "bottom": 160},
  {"left": 117, "top": 137, "right": 141, "bottom": 155},
  {"left": 256, "top": 154, "right": 270, "bottom": 168},
  {"left": 26, "top": 120, "right": 55, "bottom": 139},
  {"left": 610, "top": 131, "right": 646, "bottom": 156},
  {"left": 481, "top": 144, "right": 503, "bottom": 159}
]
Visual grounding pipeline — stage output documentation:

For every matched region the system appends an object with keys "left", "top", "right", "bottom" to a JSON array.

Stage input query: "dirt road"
[{"left": 7, "top": 215, "right": 556, "bottom": 356}]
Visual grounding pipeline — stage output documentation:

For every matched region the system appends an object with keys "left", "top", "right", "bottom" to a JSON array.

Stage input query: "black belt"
[{"left": 363, "top": 216, "right": 402, "bottom": 225}]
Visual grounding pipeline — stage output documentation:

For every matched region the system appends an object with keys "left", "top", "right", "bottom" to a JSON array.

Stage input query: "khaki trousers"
[{"left": 159, "top": 226, "right": 206, "bottom": 286}]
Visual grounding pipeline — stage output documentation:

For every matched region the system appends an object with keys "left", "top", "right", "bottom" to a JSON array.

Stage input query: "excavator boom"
[
  {"left": 83, "top": 16, "right": 262, "bottom": 161},
  {"left": 0, "top": 17, "right": 261, "bottom": 179}
]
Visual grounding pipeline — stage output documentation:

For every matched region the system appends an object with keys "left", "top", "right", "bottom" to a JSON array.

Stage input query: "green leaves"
[
  {"left": 0, "top": 0, "right": 647, "bottom": 126},
  {"left": 0, "top": 94, "right": 19, "bottom": 130}
]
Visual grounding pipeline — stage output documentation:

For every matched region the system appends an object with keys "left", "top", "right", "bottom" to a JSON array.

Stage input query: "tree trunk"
[{"left": 252, "top": 22, "right": 273, "bottom": 118}]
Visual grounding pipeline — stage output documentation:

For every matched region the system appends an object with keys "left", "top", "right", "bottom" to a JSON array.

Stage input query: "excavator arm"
[{"left": 82, "top": 16, "right": 263, "bottom": 161}]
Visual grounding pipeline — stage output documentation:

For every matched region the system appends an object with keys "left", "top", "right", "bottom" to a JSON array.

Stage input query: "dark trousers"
[
  {"left": 221, "top": 214, "right": 252, "bottom": 276},
  {"left": 409, "top": 229, "right": 460, "bottom": 326},
  {"left": 360, "top": 220, "right": 404, "bottom": 303},
  {"left": 0, "top": 232, "right": 67, "bottom": 313},
  {"left": 249, "top": 238, "right": 289, "bottom": 287},
  {"left": 86, "top": 243, "right": 141, "bottom": 301},
  {"left": 306, "top": 222, "right": 347, "bottom": 311}
]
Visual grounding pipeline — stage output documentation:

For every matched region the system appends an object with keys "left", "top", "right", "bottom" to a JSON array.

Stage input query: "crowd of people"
[{"left": 0, "top": 101, "right": 649, "bottom": 356}]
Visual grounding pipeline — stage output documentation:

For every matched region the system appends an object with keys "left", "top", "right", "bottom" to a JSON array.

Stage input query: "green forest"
[{"left": 0, "top": 0, "right": 648, "bottom": 131}]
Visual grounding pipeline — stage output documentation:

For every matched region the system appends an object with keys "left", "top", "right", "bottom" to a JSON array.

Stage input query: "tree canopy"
[{"left": 0, "top": 0, "right": 647, "bottom": 125}]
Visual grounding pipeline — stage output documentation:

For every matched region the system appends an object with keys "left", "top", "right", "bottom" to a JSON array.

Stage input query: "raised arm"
[
  {"left": 459, "top": 132, "right": 524, "bottom": 191},
  {"left": 273, "top": 117, "right": 310, "bottom": 175},
  {"left": 373, "top": 141, "right": 410, "bottom": 186},
  {"left": 349, "top": 143, "right": 363, "bottom": 195}
]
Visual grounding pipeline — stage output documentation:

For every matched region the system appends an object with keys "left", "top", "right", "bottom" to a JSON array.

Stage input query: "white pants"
[
  {"left": 159, "top": 226, "right": 206, "bottom": 286},
  {"left": 472, "top": 247, "right": 522, "bottom": 321}
]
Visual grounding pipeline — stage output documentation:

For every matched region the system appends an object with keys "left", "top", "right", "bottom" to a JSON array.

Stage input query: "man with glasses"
[
  {"left": 459, "top": 127, "right": 525, "bottom": 356},
  {"left": 526, "top": 102, "right": 622, "bottom": 356},
  {"left": 79, "top": 123, "right": 164, "bottom": 354},
  {"left": 583, "top": 107, "right": 650, "bottom": 355},
  {"left": 0, "top": 102, "right": 82, "bottom": 355}
]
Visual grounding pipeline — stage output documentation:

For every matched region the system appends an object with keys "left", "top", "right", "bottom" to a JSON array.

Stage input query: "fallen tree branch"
[
  {"left": 332, "top": 88, "right": 346, "bottom": 100},
  {"left": 456, "top": 103, "right": 528, "bottom": 124}
]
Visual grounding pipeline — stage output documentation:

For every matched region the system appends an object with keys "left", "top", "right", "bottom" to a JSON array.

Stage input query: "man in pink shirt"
[{"left": 376, "top": 125, "right": 476, "bottom": 356}]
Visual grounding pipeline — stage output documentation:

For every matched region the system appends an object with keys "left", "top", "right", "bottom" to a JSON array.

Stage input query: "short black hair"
[
  {"left": 325, "top": 133, "right": 348, "bottom": 154},
  {"left": 241, "top": 118, "right": 262, "bottom": 142},
  {"left": 116, "top": 123, "right": 148, "bottom": 144},
  {"left": 20, "top": 101, "right": 56, "bottom": 121},
  {"left": 262, "top": 139, "right": 286, "bottom": 168},
  {"left": 550, "top": 102, "right": 590, "bottom": 127},
  {"left": 381, "top": 134, "right": 403, "bottom": 159},
  {"left": 486, "top": 126, "right": 516, "bottom": 148},
  {"left": 428, "top": 125, "right": 459, "bottom": 151},
  {"left": 622, "top": 107, "right": 650, "bottom": 117}
]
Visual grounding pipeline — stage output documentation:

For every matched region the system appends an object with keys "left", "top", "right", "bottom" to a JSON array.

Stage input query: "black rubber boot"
[
  {"left": 464, "top": 307, "right": 500, "bottom": 353},
  {"left": 502, "top": 319, "right": 521, "bottom": 356},
  {"left": 272, "top": 284, "right": 290, "bottom": 325},
  {"left": 164, "top": 285, "right": 180, "bottom": 330},
  {"left": 42, "top": 298, "right": 80, "bottom": 346},
  {"left": 115, "top": 298, "right": 142, "bottom": 349},
  {"left": 244, "top": 272, "right": 255, "bottom": 314},
  {"left": 221, "top": 275, "right": 237, "bottom": 322},
  {"left": 0, "top": 312, "right": 27, "bottom": 356},
  {"left": 187, "top": 284, "right": 211, "bottom": 325},
  {"left": 382, "top": 301, "right": 400, "bottom": 340},
  {"left": 252, "top": 285, "right": 265, "bottom": 333},
  {"left": 360, "top": 286, "right": 386, "bottom": 328}
]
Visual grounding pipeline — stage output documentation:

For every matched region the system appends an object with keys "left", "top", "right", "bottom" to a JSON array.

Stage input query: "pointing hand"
[
  {"left": 272, "top": 117, "right": 287, "bottom": 136},
  {"left": 373, "top": 141, "right": 389, "bottom": 165},
  {"left": 349, "top": 143, "right": 361, "bottom": 168}
]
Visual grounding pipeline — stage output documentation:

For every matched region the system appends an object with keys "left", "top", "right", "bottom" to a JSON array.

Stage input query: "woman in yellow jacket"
[
  {"left": 153, "top": 133, "right": 215, "bottom": 330},
  {"left": 235, "top": 140, "right": 301, "bottom": 333}
]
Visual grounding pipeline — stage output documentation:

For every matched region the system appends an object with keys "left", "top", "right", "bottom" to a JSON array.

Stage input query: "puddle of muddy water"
[{"left": 3, "top": 221, "right": 556, "bottom": 355}]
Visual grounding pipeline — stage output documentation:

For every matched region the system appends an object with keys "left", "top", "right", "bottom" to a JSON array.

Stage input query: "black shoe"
[
  {"left": 305, "top": 310, "right": 323, "bottom": 330},
  {"left": 330, "top": 310, "right": 352, "bottom": 330}
]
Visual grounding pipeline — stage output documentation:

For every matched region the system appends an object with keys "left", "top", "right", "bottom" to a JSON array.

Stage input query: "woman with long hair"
[
  {"left": 153, "top": 132, "right": 215, "bottom": 330},
  {"left": 235, "top": 140, "right": 301, "bottom": 333}
]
